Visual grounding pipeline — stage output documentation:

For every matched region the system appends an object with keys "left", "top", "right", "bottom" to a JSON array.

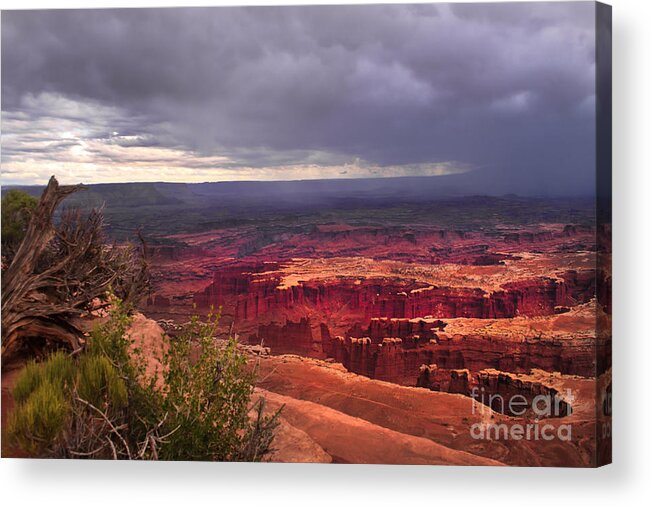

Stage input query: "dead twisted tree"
[{"left": 1, "top": 176, "right": 149, "bottom": 365}]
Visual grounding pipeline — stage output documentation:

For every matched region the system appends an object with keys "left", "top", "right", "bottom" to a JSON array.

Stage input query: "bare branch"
[
  {"left": 75, "top": 396, "right": 132, "bottom": 460},
  {"left": 1, "top": 176, "right": 149, "bottom": 366}
]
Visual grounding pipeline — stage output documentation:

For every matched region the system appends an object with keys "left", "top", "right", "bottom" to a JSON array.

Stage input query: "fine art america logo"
[{"left": 469, "top": 387, "right": 575, "bottom": 442}]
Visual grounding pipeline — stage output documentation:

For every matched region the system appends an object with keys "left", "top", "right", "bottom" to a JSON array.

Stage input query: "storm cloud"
[{"left": 1, "top": 3, "right": 596, "bottom": 194}]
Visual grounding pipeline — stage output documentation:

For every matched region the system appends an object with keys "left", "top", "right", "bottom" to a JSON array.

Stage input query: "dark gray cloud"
[{"left": 1, "top": 3, "right": 596, "bottom": 194}]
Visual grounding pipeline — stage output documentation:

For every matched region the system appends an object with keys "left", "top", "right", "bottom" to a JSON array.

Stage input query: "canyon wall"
[
  {"left": 325, "top": 328, "right": 601, "bottom": 384},
  {"left": 250, "top": 318, "right": 318, "bottom": 355},
  {"left": 417, "top": 365, "right": 572, "bottom": 418},
  {"left": 194, "top": 267, "right": 596, "bottom": 322},
  {"left": 187, "top": 260, "right": 600, "bottom": 386},
  {"left": 145, "top": 222, "right": 605, "bottom": 397}
]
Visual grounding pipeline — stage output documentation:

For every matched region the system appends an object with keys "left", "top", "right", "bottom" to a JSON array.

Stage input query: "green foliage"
[
  {"left": 8, "top": 379, "right": 69, "bottom": 455},
  {"left": 12, "top": 360, "right": 47, "bottom": 405},
  {"left": 1, "top": 189, "right": 38, "bottom": 247},
  {"left": 8, "top": 298, "right": 280, "bottom": 461},
  {"left": 83, "top": 296, "right": 164, "bottom": 450},
  {"left": 12, "top": 351, "right": 76, "bottom": 404},
  {"left": 158, "top": 309, "right": 280, "bottom": 461},
  {"left": 86, "top": 296, "right": 135, "bottom": 372},
  {"left": 77, "top": 355, "right": 128, "bottom": 410},
  {"left": 8, "top": 345, "right": 129, "bottom": 457}
]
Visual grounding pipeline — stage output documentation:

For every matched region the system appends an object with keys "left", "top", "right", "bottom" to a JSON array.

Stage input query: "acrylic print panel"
[{"left": 0, "top": 2, "right": 611, "bottom": 466}]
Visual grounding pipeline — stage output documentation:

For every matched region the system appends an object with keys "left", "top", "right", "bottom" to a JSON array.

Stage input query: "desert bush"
[
  {"left": 11, "top": 361, "right": 44, "bottom": 405},
  {"left": 8, "top": 340, "right": 132, "bottom": 458},
  {"left": 158, "top": 309, "right": 281, "bottom": 461},
  {"left": 77, "top": 355, "right": 129, "bottom": 410},
  {"left": 8, "top": 300, "right": 280, "bottom": 460},
  {"left": 1, "top": 189, "right": 38, "bottom": 259},
  {"left": 12, "top": 351, "right": 76, "bottom": 404},
  {"left": 8, "top": 378, "right": 69, "bottom": 455}
]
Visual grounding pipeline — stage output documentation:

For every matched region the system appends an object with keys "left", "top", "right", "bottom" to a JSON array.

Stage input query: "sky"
[{"left": 1, "top": 3, "right": 597, "bottom": 193}]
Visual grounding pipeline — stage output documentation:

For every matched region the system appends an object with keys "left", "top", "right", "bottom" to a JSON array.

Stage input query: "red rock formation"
[
  {"left": 250, "top": 318, "right": 317, "bottom": 355},
  {"left": 194, "top": 263, "right": 596, "bottom": 323},
  {"left": 254, "top": 353, "right": 599, "bottom": 467},
  {"left": 144, "top": 222, "right": 603, "bottom": 397},
  {"left": 325, "top": 320, "right": 601, "bottom": 383},
  {"left": 346, "top": 317, "right": 446, "bottom": 344},
  {"left": 417, "top": 366, "right": 572, "bottom": 417},
  {"left": 187, "top": 259, "right": 598, "bottom": 370}
]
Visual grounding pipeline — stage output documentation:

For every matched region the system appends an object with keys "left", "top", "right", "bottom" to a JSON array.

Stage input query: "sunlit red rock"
[{"left": 138, "top": 219, "right": 609, "bottom": 466}]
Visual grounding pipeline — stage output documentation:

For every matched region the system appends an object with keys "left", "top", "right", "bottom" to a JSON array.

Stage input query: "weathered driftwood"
[{"left": 1, "top": 176, "right": 149, "bottom": 365}]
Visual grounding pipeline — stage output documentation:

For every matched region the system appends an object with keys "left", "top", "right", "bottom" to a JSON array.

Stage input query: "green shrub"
[
  {"left": 86, "top": 296, "right": 134, "bottom": 367},
  {"left": 42, "top": 350, "right": 77, "bottom": 387},
  {"left": 12, "top": 351, "right": 75, "bottom": 403},
  {"left": 8, "top": 381, "right": 68, "bottom": 455},
  {"left": 8, "top": 300, "right": 280, "bottom": 461},
  {"left": 12, "top": 360, "right": 45, "bottom": 404},
  {"left": 158, "top": 311, "right": 277, "bottom": 461},
  {"left": 77, "top": 355, "right": 128, "bottom": 410},
  {"left": 1, "top": 189, "right": 38, "bottom": 249}
]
